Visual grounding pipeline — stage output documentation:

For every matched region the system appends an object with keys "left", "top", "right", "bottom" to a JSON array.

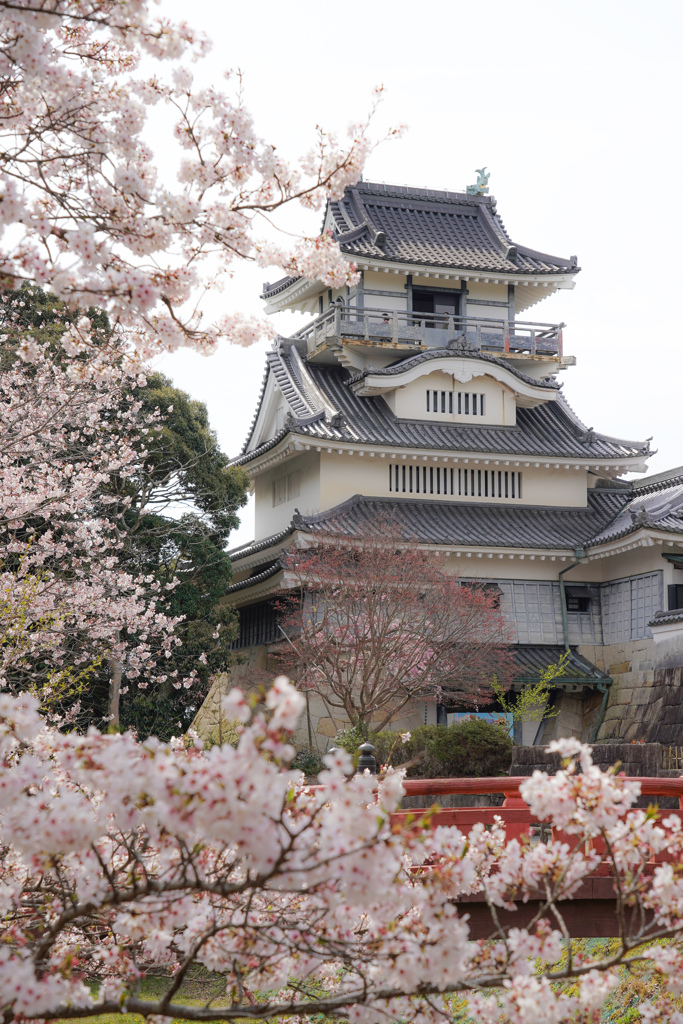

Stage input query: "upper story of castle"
[
  {"left": 261, "top": 178, "right": 580, "bottom": 379},
  {"left": 234, "top": 177, "right": 652, "bottom": 545}
]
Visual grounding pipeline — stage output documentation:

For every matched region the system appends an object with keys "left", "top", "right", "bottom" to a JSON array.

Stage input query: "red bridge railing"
[
  {"left": 395, "top": 776, "right": 683, "bottom": 839},
  {"left": 392, "top": 776, "right": 683, "bottom": 937}
]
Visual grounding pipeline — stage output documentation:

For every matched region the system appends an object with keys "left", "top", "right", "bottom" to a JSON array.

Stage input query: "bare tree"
[{"left": 275, "top": 526, "right": 513, "bottom": 732}]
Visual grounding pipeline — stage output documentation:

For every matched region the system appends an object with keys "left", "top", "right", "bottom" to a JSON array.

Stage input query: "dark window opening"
[
  {"left": 412, "top": 288, "right": 460, "bottom": 326},
  {"left": 566, "top": 586, "right": 591, "bottom": 613},
  {"left": 231, "top": 601, "right": 280, "bottom": 650},
  {"left": 669, "top": 584, "right": 683, "bottom": 611}
]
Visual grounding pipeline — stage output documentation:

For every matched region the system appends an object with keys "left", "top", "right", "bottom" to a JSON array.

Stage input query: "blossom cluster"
[
  {"left": 2, "top": 684, "right": 683, "bottom": 1024},
  {"left": 0, "top": 3, "right": 392, "bottom": 355},
  {"left": 0, "top": 333, "right": 185, "bottom": 718}
]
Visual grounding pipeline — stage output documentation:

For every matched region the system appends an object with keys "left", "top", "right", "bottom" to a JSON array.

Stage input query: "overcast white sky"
[{"left": 156, "top": 0, "right": 683, "bottom": 548}]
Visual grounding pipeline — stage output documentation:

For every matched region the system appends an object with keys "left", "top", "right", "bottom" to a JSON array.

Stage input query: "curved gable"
[{"left": 349, "top": 353, "right": 558, "bottom": 429}]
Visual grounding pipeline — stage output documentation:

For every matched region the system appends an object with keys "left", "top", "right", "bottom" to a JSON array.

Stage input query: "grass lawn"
[
  {"left": 59, "top": 972, "right": 231, "bottom": 1024},
  {"left": 56, "top": 941, "right": 683, "bottom": 1024}
]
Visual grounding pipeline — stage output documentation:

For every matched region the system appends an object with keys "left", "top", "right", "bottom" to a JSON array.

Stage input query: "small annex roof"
[
  {"left": 650, "top": 609, "right": 683, "bottom": 627},
  {"left": 262, "top": 183, "right": 580, "bottom": 303},
  {"left": 513, "top": 645, "right": 610, "bottom": 684},
  {"left": 235, "top": 345, "right": 651, "bottom": 466},
  {"left": 587, "top": 477, "right": 683, "bottom": 545}
]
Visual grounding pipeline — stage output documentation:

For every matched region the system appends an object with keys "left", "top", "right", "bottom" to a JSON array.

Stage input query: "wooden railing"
[
  {"left": 392, "top": 776, "right": 683, "bottom": 936},
  {"left": 295, "top": 304, "right": 565, "bottom": 358},
  {"left": 395, "top": 775, "right": 683, "bottom": 842}
]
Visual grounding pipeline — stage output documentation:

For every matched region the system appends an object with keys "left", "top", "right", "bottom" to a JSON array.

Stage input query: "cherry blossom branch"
[{"left": 0, "top": 2, "right": 402, "bottom": 355}]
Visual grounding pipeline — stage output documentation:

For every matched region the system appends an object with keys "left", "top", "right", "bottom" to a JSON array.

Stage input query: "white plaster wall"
[
  {"left": 652, "top": 621, "right": 683, "bottom": 669},
  {"left": 665, "top": 560, "right": 683, "bottom": 590},
  {"left": 318, "top": 453, "right": 588, "bottom": 512},
  {"left": 366, "top": 293, "right": 408, "bottom": 313},
  {"left": 412, "top": 275, "right": 456, "bottom": 290},
  {"left": 444, "top": 556, "right": 571, "bottom": 582},
  {"left": 255, "top": 451, "right": 321, "bottom": 537},
  {"left": 364, "top": 271, "right": 407, "bottom": 294},
  {"left": 259, "top": 398, "right": 286, "bottom": 442},
  {"left": 466, "top": 306, "right": 508, "bottom": 328},
  {"left": 319, "top": 451, "right": 388, "bottom": 510},
  {"left": 384, "top": 369, "right": 515, "bottom": 426},
  {"left": 569, "top": 547, "right": 671, "bottom": 585},
  {"left": 523, "top": 467, "right": 587, "bottom": 507},
  {"left": 464, "top": 282, "right": 509, "bottom": 304}
]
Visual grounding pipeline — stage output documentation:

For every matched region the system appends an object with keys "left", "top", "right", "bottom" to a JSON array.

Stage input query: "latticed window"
[
  {"left": 426, "top": 390, "right": 486, "bottom": 415},
  {"left": 272, "top": 470, "right": 300, "bottom": 506},
  {"left": 389, "top": 463, "right": 522, "bottom": 499},
  {"left": 231, "top": 601, "right": 280, "bottom": 650}
]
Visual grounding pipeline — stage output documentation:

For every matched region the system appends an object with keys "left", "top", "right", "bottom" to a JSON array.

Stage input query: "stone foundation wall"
[
  {"left": 512, "top": 742, "right": 681, "bottom": 806},
  {"left": 630, "top": 666, "right": 683, "bottom": 746},
  {"left": 192, "top": 637, "right": 683, "bottom": 753},
  {"left": 535, "top": 689, "right": 605, "bottom": 745},
  {"left": 578, "top": 640, "right": 658, "bottom": 743},
  {"left": 512, "top": 742, "right": 666, "bottom": 778}
]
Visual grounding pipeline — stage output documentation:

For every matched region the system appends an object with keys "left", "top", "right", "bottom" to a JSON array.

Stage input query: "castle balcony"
[{"left": 296, "top": 304, "right": 572, "bottom": 367}]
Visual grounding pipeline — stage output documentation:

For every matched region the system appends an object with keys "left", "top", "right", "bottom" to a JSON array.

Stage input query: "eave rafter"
[
  {"left": 264, "top": 262, "right": 577, "bottom": 315},
  {"left": 582, "top": 529, "right": 683, "bottom": 563},
  {"left": 239, "top": 433, "right": 649, "bottom": 480}
]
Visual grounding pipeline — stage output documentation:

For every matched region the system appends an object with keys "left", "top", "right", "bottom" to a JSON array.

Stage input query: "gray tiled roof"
[
  {"left": 650, "top": 609, "right": 683, "bottom": 626},
  {"left": 587, "top": 479, "right": 683, "bottom": 545},
  {"left": 514, "top": 645, "right": 610, "bottom": 682},
  {"left": 226, "top": 562, "right": 283, "bottom": 593},
  {"left": 229, "top": 471, "right": 683, "bottom": 584},
  {"left": 241, "top": 347, "right": 318, "bottom": 456},
  {"left": 229, "top": 525, "right": 295, "bottom": 563},
  {"left": 268, "top": 348, "right": 315, "bottom": 419},
  {"left": 262, "top": 183, "right": 579, "bottom": 298},
  {"left": 346, "top": 347, "right": 562, "bottom": 391},
  {"left": 237, "top": 347, "right": 650, "bottom": 464},
  {"left": 299, "top": 491, "right": 628, "bottom": 550}
]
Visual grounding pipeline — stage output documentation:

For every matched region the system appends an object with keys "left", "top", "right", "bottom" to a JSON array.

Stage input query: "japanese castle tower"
[{"left": 195, "top": 179, "right": 683, "bottom": 748}]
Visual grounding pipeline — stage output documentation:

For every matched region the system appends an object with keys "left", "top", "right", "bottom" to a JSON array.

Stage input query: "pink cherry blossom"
[
  {"left": 0, "top": 339, "right": 185, "bottom": 722},
  {"left": 0, "top": 3, "right": 399, "bottom": 356},
  {"left": 0, "top": 685, "right": 683, "bottom": 1023}
]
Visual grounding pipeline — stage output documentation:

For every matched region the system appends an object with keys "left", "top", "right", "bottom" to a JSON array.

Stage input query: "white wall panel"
[{"left": 601, "top": 571, "right": 663, "bottom": 643}]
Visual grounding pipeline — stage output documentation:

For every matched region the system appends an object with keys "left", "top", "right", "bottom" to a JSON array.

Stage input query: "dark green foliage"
[
  {"left": 109, "top": 371, "right": 249, "bottom": 739},
  {"left": 1, "top": 285, "right": 250, "bottom": 740},
  {"left": 337, "top": 719, "right": 512, "bottom": 778},
  {"left": 292, "top": 748, "right": 326, "bottom": 779},
  {"left": 0, "top": 282, "right": 112, "bottom": 368}
]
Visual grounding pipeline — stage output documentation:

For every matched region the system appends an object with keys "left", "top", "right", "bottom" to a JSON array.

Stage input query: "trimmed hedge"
[{"left": 340, "top": 719, "right": 512, "bottom": 778}]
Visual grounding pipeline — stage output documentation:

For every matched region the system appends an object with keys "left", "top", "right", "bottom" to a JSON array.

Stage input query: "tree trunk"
[{"left": 108, "top": 657, "right": 122, "bottom": 729}]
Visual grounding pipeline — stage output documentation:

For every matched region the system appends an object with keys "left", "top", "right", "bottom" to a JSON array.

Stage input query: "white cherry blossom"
[
  {"left": 0, "top": 4, "right": 397, "bottom": 355},
  {"left": 0, "top": 689, "right": 682, "bottom": 1023}
]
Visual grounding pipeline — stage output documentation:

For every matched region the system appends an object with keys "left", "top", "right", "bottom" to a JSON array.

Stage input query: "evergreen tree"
[
  {"left": 111, "top": 371, "right": 249, "bottom": 738},
  {"left": 0, "top": 285, "right": 249, "bottom": 738}
]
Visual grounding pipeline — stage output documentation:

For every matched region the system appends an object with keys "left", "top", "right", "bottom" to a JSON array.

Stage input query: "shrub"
[
  {"left": 342, "top": 719, "right": 512, "bottom": 778},
  {"left": 292, "top": 747, "right": 326, "bottom": 778}
]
